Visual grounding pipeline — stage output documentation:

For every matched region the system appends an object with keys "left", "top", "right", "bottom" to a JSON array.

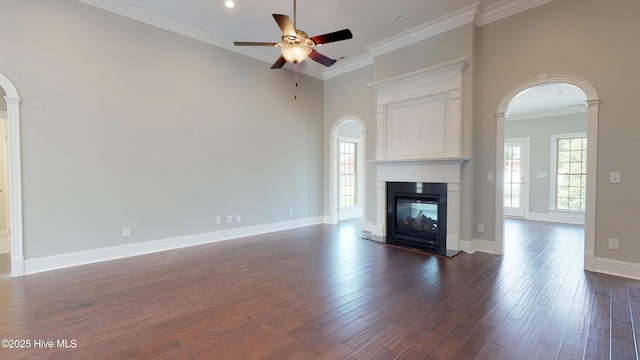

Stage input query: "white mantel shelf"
[{"left": 369, "top": 157, "right": 470, "bottom": 165}]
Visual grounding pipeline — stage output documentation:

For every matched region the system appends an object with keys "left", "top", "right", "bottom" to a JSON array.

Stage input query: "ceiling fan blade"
[
  {"left": 273, "top": 14, "right": 296, "bottom": 37},
  {"left": 234, "top": 42, "right": 278, "bottom": 46},
  {"left": 270, "top": 56, "right": 287, "bottom": 69},
  {"left": 309, "top": 49, "right": 337, "bottom": 67},
  {"left": 310, "top": 29, "right": 353, "bottom": 45}
]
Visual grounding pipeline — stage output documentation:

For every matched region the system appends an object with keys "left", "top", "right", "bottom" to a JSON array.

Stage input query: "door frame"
[
  {"left": 0, "top": 72, "right": 25, "bottom": 277},
  {"left": 504, "top": 137, "right": 530, "bottom": 219},
  {"left": 495, "top": 74, "right": 599, "bottom": 272}
]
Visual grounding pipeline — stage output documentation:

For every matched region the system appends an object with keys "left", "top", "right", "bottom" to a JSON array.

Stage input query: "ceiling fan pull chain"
[{"left": 294, "top": 63, "right": 298, "bottom": 100}]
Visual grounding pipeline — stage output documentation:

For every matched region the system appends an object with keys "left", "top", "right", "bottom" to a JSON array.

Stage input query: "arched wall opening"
[
  {"left": 329, "top": 116, "right": 367, "bottom": 225},
  {"left": 495, "top": 75, "right": 599, "bottom": 271},
  {"left": 0, "top": 72, "right": 25, "bottom": 277}
]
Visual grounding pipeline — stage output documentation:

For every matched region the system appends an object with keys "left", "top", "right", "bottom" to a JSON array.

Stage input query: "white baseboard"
[
  {"left": 363, "top": 222, "right": 377, "bottom": 234},
  {"left": 459, "top": 238, "right": 501, "bottom": 255},
  {"left": 459, "top": 241, "right": 640, "bottom": 280},
  {"left": 527, "top": 211, "right": 585, "bottom": 225},
  {"left": 594, "top": 257, "right": 640, "bottom": 280},
  {"left": 24, "top": 216, "right": 325, "bottom": 275},
  {"left": 338, "top": 206, "right": 363, "bottom": 221}
]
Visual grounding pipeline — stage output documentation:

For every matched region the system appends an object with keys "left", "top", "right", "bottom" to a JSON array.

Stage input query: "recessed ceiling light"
[
  {"left": 225, "top": 0, "right": 235, "bottom": 8},
  {"left": 395, "top": 16, "right": 406, "bottom": 22}
]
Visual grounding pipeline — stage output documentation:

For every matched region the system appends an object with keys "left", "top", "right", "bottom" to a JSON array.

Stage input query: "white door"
[{"left": 504, "top": 140, "right": 528, "bottom": 218}]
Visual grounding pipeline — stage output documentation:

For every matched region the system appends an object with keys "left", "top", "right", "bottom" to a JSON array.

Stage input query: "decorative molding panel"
[{"left": 368, "top": 58, "right": 469, "bottom": 160}]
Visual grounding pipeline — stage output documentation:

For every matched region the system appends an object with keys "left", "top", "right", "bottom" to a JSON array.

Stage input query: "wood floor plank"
[{"left": 0, "top": 219, "right": 639, "bottom": 359}]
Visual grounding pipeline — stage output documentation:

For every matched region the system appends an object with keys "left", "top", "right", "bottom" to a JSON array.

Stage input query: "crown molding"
[
  {"left": 365, "top": 4, "right": 478, "bottom": 58},
  {"left": 323, "top": 54, "right": 374, "bottom": 80},
  {"left": 475, "top": 0, "right": 553, "bottom": 26},
  {"left": 80, "top": 0, "right": 552, "bottom": 79},
  {"left": 79, "top": 0, "right": 324, "bottom": 79}
]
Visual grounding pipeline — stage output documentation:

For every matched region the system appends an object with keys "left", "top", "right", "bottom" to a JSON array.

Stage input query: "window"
[
  {"left": 553, "top": 134, "right": 587, "bottom": 211},
  {"left": 339, "top": 141, "right": 357, "bottom": 208}
]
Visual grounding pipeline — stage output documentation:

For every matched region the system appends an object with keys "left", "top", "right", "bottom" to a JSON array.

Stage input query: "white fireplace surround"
[{"left": 368, "top": 58, "right": 470, "bottom": 251}]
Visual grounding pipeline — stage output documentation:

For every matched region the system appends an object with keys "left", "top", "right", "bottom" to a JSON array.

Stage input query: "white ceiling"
[
  {"left": 506, "top": 83, "right": 587, "bottom": 120},
  {"left": 79, "top": 0, "right": 551, "bottom": 79}
]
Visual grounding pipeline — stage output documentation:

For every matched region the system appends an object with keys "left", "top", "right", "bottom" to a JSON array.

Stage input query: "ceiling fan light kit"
[
  {"left": 233, "top": 0, "right": 352, "bottom": 69},
  {"left": 281, "top": 43, "right": 311, "bottom": 64}
]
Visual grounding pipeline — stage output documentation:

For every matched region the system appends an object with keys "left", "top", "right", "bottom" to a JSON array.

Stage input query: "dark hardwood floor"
[{"left": 1, "top": 219, "right": 639, "bottom": 359}]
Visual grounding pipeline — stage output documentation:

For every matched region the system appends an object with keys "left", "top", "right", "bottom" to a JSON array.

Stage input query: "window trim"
[
  {"left": 549, "top": 132, "right": 587, "bottom": 213},
  {"left": 338, "top": 137, "right": 361, "bottom": 209}
]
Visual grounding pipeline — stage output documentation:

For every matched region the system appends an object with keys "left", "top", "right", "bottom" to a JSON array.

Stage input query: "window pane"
[
  {"left": 558, "top": 151, "right": 570, "bottom": 163},
  {"left": 555, "top": 136, "right": 587, "bottom": 212},
  {"left": 339, "top": 141, "right": 357, "bottom": 208}
]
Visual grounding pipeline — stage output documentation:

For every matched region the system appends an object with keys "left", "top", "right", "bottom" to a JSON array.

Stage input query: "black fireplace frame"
[{"left": 386, "top": 182, "right": 448, "bottom": 255}]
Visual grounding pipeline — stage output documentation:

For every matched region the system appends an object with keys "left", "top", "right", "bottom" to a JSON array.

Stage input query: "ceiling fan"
[{"left": 233, "top": 0, "right": 353, "bottom": 69}]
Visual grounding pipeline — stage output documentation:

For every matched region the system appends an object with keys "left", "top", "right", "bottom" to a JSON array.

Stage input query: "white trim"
[
  {"left": 323, "top": 54, "right": 373, "bottom": 80},
  {"left": 549, "top": 132, "right": 587, "bottom": 212},
  {"left": 594, "top": 257, "right": 640, "bottom": 281},
  {"left": 329, "top": 116, "right": 367, "bottom": 226},
  {"left": 24, "top": 216, "right": 325, "bottom": 275},
  {"left": 337, "top": 136, "right": 364, "bottom": 221},
  {"left": 0, "top": 72, "right": 24, "bottom": 277},
  {"left": 504, "top": 137, "right": 530, "bottom": 219},
  {"left": 459, "top": 238, "right": 502, "bottom": 255},
  {"left": 496, "top": 74, "right": 599, "bottom": 271},
  {"left": 366, "top": 4, "right": 477, "bottom": 58},
  {"left": 475, "top": 0, "right": 553, "bottom": 26},
  {"left": 528, "top": 211, "right": 585, "bottom": 225}
]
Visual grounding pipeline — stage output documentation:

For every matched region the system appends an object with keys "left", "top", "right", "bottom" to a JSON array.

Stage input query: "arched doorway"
[
  {"left": 329, "top": 116, "right": 366, "bottom": 225},
  {"left": 0, "top": 72, "right": 24, "bottom": 277},
  {"left": 495, "top": 75, "right": 599, "bottom": 271}
]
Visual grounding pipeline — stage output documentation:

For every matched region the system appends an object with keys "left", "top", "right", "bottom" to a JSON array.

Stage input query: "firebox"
[{"left": 386, "top": 182, "right": 447, "bottom": 255}]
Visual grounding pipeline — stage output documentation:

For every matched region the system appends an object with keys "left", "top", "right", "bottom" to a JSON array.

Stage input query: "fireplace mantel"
[
  {"left": 369, "top": 59, "right": 471, "bottom": 253},
  {"left": 369, "top": 157, "right": 469, "bottom": 165}
]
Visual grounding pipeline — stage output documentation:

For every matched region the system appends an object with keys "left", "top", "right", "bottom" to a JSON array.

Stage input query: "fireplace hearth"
[{"left": 387, "top": 182, "right": 451, "bottom": 256}]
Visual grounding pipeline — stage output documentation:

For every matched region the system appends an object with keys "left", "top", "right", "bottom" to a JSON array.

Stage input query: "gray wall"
[
  {"left": 323, "top": 66, "right": 376, "bottom": 224},
  {"left": 475, "top": 0, "right": 640, "bottom": 262},
  {"left": 326, "top": 0, "right": 640, "bottom": 265},
  {"left": 0, "top": 0, "right": 324, "bottom": 259},
  {"left": 505, "top": 113, "right": 587, "bottom": 214},
  {"left": 3, "top": 0, "right": 640, "bottom": 268}
]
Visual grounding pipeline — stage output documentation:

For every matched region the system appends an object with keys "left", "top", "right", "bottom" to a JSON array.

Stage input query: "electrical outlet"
[
  {"left": 289, "top": 209, "right": 294, "bottom": 216},
  {"left": 477, "top": 223, "right": 484, "bottom": 233},
  {"left": 608, "top": 238, "right": 619, "bottom": 250},
  {"left": 610, "top": 172, "right": 621, "bottom": 184},
  {"left": 216, "top": 216, "right": 221, "bottom": 225},
  {"left": 122, "top": 226, "right": 131, "bottom": 237},
  {"left": 227, "top": 215, "right": 233, "bottom": 224},
  {"left": 488, "top": 173, "right": 495, "bottom": 182},
  {"left": 236, "top": 215, "right": 242, "bottom": 223}
]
